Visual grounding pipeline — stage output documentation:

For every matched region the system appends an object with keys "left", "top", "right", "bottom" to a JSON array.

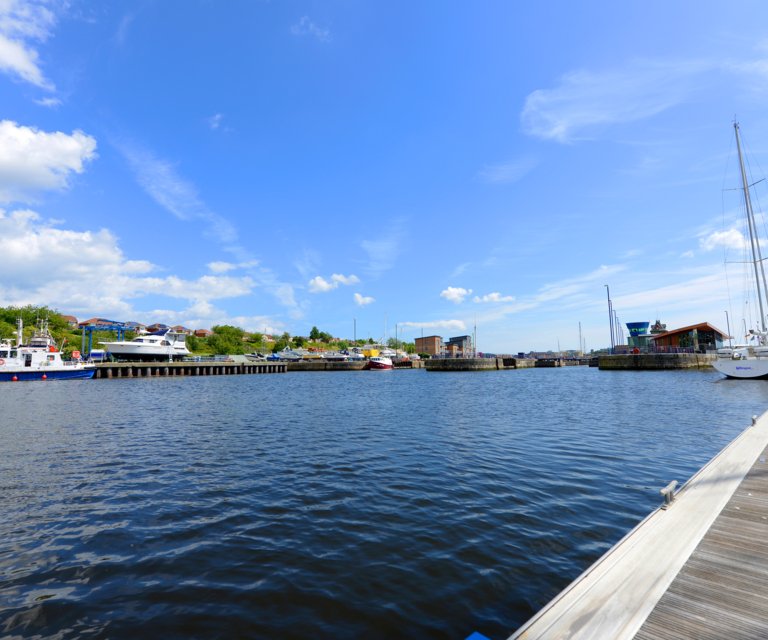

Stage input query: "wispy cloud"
[
  {"left": 473, "top": 292, "right": 515, "bottom": 303},
  {"left": 114, "top": 12, "right": 135, "bottom": 47},
  {"left": 34, "top": 96, "right": 61, "bottom": 108},
  {"left": 361, "top": 222, "right": 406, "bottom": 278},
  {"left": 0, "top": 0, "right": 57, "bottom": 90},
  {"left": 478, "top": 157, "right": 537, "bottom": 184},
  {"left": 290, "top": 16, "right": 331, "bottom": 43},
  {"left": 354, "top": 292, "right": 375, "bottom": 306},
  {"left": 440, "top": 286, "right": 472, "bottom": 304},
  {"left": 115, "top": 137, "right": 301, "bottom": 312},
  {"left": 308, "top": 273, "right": 360, "bottom": 293},
  {"left": 399, "top": 319, "right": 467, "bottom": 332},
  {"left": 521, "top": 58, "right": 716, "bottom": 142},
  {"left": 0, "top": 120, "right": 97, "bottom": 203},
  {"left": 207, "top": 260, "right": 259, "bottom": 274},
  {"left": 117, "top": 140, "right": 238, "bottom": 244},
  {"left": 207, "top": 113, "right": 232, "bottom": 132}
]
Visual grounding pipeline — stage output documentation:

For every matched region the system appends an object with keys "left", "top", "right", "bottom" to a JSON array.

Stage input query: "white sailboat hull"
[{"left": 713, "top": 356, "right": 768, "bottom": 379}]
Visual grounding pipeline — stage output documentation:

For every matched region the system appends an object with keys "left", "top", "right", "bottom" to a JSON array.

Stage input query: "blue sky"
[{"left": 4, "top": 1, "right": 768, "bottom": 352}]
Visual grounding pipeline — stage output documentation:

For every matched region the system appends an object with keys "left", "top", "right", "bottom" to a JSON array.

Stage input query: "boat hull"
[
  {"left": 713, "top": 357, "right": 768, "bottom": 379},
  {"left": 0, "top": 367, "right": 96, "bottom": 381},
  {"left": 101, "top": 345, "right": 188, "bottom": 362},
  {"left": 366, "top": 357, "right": 393, "bottom": 370}
]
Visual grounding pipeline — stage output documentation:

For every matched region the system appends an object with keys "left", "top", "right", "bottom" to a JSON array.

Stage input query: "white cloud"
[
  {"left": 208, "top": 261, "right": 236, "bottom": 273},
  {"left": 331, "top": 273, "right": 359, "bottom": 286},
  {"left": 440, "top": 286, "right": 472, "bottom": 304},
  {"left": 308, "top": 272, "right": 360, "bottom": 293},
  {"left": 0, "top": 0, "right": 57, "bottom": 90},
  {"left": 473, "top": 292, "right": 515, "bottom": 303},
  {"left": 290, "top": 16, "right": 331, "bottom": 43},
  {"left": 354, "top": 292, "right": 375, "bottom": 306},
  {"left": 699, "top": 228, "right": 746, "bottom": 252},
  {"left": 0, "top": 120, "right": 97, "bottom": 203},
  {"left": 0, "top": 208, "right": 257, "bottom": 321},
  {"left": 207, "top": 260, "right": 259, "bottom": 274},
  {"left": 308, "top": 275, "right": 334, "bottom": 293}
]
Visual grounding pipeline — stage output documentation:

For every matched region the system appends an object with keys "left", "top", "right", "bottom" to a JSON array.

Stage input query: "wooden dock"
[
  {"left": 94, "top": 361, "right": 286, "bottom": 378},
  {"left": 509, "top": 411, "right": 768, "bottom": 640},
  {"left": 635, "top": 443, "right": 768, "bottom": 639}
]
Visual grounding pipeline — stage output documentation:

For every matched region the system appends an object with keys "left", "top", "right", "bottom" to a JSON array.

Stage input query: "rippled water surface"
[{"left": 2, "top": 367, "right": 768, "bottom": 639}]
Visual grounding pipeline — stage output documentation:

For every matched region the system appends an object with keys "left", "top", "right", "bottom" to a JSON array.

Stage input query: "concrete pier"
[
  {"left": 424, "top": 357, "right": 536, "bottom": 371},
  {"left": 598, "top": 353, "right": 716, "bottom": 370},
  {"left": 94, "top": 361, "right": 286, "bottom": 379},
  {"left": 509, "top": 411, "right": 768, "bottom": 639}
]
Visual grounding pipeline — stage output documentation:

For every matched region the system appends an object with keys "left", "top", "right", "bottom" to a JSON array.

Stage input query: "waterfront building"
[
  {"left": 649, "top": 322, "right": 728, "bottom": 352},
  {"left": 415, "top": 335, "right": 443, "bottom": 356},
  {"left": 446, "top": 335, "right": 473, "bottom": 357}
]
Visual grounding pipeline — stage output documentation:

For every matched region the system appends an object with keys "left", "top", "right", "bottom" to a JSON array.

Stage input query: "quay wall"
[
  {"left": 287, "top": 361, "right": 367, "bottom": 372},
  {"left": 598, "top": 353, "right": 716, "bottom": 370},
  {"left": 424, "top": 357, "right": 536, "bottom": 371},
  {"left": 94, "top": 361, "right": 286, "bottom": 379}
]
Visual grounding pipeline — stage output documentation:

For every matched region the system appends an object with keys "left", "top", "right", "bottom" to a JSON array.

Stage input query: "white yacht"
[{"left": 101, "top": 328, "right": 190, "bottom": 362}]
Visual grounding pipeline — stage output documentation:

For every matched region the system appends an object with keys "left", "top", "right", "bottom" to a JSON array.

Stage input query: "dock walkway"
[
  {"left": 509, "top": 412, "right": 768, "bottom": 639},
  {"left": 635, "top": 442, "right": 768, "bottom": 639}
]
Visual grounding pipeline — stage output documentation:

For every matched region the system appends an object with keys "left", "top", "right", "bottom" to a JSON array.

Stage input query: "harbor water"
[{"left": 2, "top": 367, "right": 768, "bottom": 639}]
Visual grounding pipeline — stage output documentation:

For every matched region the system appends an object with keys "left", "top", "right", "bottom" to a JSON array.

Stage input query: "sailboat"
[{"left": 714, "top": 122, "right": 768, "bottom": 379}]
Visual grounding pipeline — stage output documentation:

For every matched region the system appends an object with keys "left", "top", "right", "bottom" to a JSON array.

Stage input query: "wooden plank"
[{"left": 634, "top": 447, "right": 768, "bottom": 640}]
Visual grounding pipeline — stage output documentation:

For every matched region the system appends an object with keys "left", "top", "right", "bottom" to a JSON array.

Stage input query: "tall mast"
[{"left": 734, "top": 122, "right": 768, "bottom": 332}]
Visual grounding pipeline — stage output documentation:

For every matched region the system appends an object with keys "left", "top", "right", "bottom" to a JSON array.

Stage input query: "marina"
[{"left": 2, "top": 367, "right": 767, "bottom": 638}]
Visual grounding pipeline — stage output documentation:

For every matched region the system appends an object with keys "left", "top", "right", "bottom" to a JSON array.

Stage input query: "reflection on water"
[{"left": 1, "top": 368, "right": 766, "bottom": 639}]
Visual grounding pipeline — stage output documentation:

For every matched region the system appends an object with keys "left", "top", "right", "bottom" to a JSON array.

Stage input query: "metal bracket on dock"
[
  {"left": 660, "top": 480, "right": 678, "bottom": 510},
  {"left": 753, "top": 415, "right": 758, "bottom": 426}
]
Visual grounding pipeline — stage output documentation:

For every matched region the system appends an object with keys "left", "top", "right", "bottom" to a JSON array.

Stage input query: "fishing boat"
[
  {"left": 101, "top": 328, "right": 190, "bottom": 362},
  {"left": 714, "top": 122, "right": 768, "bottom": 379},
  {"left": 366, "top": 355, "right": 393, "bottom": 370},
  {"left": 0, "top": 318, "right": 95, "bottom": 381}
]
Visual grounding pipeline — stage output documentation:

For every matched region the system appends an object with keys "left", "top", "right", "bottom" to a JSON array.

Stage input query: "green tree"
[
  {"left": 309, "top": 326, "right": 320, "bottom": 340},
  {"left": 186, "top": 334, "right": 200, "bottom": 352},
  {"left": 208, "top": 325, "right": 246, "bottom": 354}
]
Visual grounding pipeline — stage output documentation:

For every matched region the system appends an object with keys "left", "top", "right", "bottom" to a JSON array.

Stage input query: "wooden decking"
[
  {"left": 635, "top": 446, "right": 768, "bottom": 640},
  {"left": 509, "top": 412, "right": 768, "bottom": 639}
]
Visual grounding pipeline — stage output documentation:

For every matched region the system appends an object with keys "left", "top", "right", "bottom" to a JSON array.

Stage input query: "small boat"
[
  {"left": 322, "top": 351, "right": 349, "bottom": 361},
  {"left": 366, "top": 355, "right": 393, "bottom": 370},
  {"left": 0, "top": 318, "right": 95, "bottom": 381},
  {"left": 245, "top": 352, "right": 267, "bottom": 362},
  {"left": 714, "top": 122, "right": 768, "bottom": 379},
  {"left": 101, "top": 328, "right": 191, "bottom": 362}
]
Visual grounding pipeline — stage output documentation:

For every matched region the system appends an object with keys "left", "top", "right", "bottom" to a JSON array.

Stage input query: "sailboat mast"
[{"left": 734, "top": 122, "right": 768, "bottom": 332}]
